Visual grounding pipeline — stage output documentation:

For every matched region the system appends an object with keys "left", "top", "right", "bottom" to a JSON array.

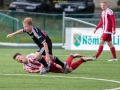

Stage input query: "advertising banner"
[{"left": 65, "top": 28, "right": 120, "bottom": 50}]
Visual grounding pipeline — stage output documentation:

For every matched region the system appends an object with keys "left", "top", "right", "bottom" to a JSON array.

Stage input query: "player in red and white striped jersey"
[
  {"left": 13, "top": 53, "right": 93, "bottom": 74},
  {"left": 13, "top": 53, "right": 61, "bottom": 73},
  {"left": 93, "top": 1, "right": 117, "bottom": 61},
  {"left": 23, "top": 53, "right": 41, "bottom": 73}
]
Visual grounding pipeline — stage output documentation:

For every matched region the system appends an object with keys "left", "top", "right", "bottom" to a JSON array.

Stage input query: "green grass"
[{"left": 0, "top": 48, "right": 120, "bottom": 90}]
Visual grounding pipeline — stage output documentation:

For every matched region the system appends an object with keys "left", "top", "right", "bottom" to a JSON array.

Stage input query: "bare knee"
[
  {"left": 99, "top": 40, "right": 104, "bottom": 46},
  {"left": 107, "top": 41, "right": 113, "bottom": 48},
  {"left": 34, "top": 52, "right": 42, "bottom": 60}
]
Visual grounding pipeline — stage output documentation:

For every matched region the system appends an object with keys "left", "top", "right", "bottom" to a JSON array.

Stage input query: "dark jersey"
[{"left": 23, "top": 26, "right": 52, "bottom": 48}]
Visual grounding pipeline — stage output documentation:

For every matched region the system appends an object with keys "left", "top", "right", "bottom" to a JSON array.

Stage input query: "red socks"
[
  {"left": 95, "top": 46, "right": 117, "bottom": 59},
  {"left": 110, "top": 46, "right": 117, "bottom": 58},
  {"left": 70, "top": 60, "right": 83, "bottom": 70},
  {"left": 65, "top": 56, "right": 83, "bottom": 70},
  {"left": 95, "top": 45, "right": 103, "bottom": 58},
  {"left": 65, "top": 56, "right": 73, "bottom": 67}
]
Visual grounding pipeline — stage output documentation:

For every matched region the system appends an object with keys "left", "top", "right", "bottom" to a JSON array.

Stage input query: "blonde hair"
[
  {"left": 22, "top": 17, "right": 33, "bottom": 25},
  {"left": 100, "top": 0, "right": 107, "bottom": 5}
]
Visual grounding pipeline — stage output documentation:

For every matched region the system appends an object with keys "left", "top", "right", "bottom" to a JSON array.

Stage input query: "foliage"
[{"left": 117, "top": 0, "right": 120, "bottom": 6}]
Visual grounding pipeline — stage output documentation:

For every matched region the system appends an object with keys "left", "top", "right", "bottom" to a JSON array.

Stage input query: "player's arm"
[
  {"left": 25, "top": 69, "right": 40, "bottom": 73},
  {"left": 24, "top": 67, "right": 33, "bottom": 73},
  {"left": 6, "top": 29, "right": 23, "bottom": 38},
  {"left": 34, "top": 30, "right": 51, "bottom": 62},
  {"left": 94, "top": 17, "right": 103, "bottom": 34},
  {"left": 110, "top": 14, "right": 116, "bottom": 35},
  {"left": 24, "top": 66, "right": 40, "bottom": 73},
  {"left": 42, "top": 41, "right": 50, "bottom": 62},
  {"left": 35, "top": 33, "right": 50, "bottom": 62}
]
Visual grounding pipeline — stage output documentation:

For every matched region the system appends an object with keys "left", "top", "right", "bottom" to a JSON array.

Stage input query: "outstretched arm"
[
  {"left": 94, "top": 17, "right": 103, "bottom": 34},
  {"left": 6, "top": 29, "right": 23, "bottom": 38}
]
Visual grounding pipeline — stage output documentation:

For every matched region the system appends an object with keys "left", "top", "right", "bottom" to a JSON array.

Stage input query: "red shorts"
[
  {"left": 49, "top": 62, "right": 63, "bottom": 73},
  {"left": 100, "top": 33, "right": 112, "bottom": 41}
]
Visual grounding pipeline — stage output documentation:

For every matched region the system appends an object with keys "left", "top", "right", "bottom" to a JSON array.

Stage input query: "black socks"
[
  {"left": 38, "top": 57, "right": 48, "bottom": 67},
  {"left": 53, "top": 56, "right": 64, "bottom": 68}
]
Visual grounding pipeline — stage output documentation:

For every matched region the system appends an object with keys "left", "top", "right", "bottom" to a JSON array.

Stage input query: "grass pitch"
[{"left": 0, "top": 48, "right": 120, "bottom": 90}]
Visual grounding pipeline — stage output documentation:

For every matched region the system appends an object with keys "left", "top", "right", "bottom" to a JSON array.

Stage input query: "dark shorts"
[
  {"left": 100, "top": 33, "right": 112, "bottom": 41},
  {"left": 37, "top": 43, "right": 52, "bottom": 55}
]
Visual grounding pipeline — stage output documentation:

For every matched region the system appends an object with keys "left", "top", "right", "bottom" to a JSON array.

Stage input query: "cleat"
[
  {"left": 63, "top": 62, "right": 67, "bottom": 74},
  {"left": 39, "top": 68, "right": 47, "bottom": 75},
  {"left": 81, "top": 57, "right": 93, "bottom": 62},
  {"left": 92, "top": 56, "right": 97, "bottom": 60},
  {"left": 39, "top": 66, "right": 50, "bottom": 75},
  {"left": 108, "top": 58, "right": 118, "bottom": 62},
  {"left": 70, "top": 53, "right": 83, "bottom": 58}
]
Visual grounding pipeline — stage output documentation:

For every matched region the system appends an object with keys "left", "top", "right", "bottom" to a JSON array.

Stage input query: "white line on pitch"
[
  {"left": 0, "top": 73, "right": 120, "bottom": 84},
  {"left": 104, "top": 87, "right": 120, "bottom": 90}
]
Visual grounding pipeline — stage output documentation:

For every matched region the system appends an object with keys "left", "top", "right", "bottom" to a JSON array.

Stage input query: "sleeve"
[
  {"left": 33, "top": 29, "right": 46, "bottom": 44},
  {"left": 22, "top": 29, "right": 26, "bottom": 33},
  {"left": 95, "top": 16, "right": 103, "bottom": 30},
  {"left": 23, "top": 64, "right": 31, "bottom": 72},
  {"left": 110, "top": 14, "right": 116, "bottom": 31},
  {"left": 38, "top": 36, "right": 46, "bottom": 44}
]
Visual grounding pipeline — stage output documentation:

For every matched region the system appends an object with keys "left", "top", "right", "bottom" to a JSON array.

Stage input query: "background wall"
[{"left": 93, "top": 0, "right": 119, "bottom": 9}]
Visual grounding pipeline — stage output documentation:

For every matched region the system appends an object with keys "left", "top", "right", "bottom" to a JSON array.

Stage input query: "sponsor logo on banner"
[{"left": 73, "top": 34, "right": 120, "bottom": 47}]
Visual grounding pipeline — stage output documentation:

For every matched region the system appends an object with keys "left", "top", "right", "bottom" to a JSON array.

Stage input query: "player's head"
[
  {"left": 13, "top": 53, "right": 28, "bottom": 63},
  {"left": 100, "top": 1, "right": 107, "bottom": 11},
  {"left": 22, "top": 17, "right": 33, "bottom": 32}
]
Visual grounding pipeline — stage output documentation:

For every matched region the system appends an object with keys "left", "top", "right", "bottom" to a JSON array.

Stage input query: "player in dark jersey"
[{"left": 6, "top": 17, "right": 67, "bottom": 73}]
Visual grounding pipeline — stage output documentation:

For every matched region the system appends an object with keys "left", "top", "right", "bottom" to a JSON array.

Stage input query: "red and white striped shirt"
[
  {"left": 96, "top": 8, "right": 116, "bottom": 34},
  {"left": 23, "top": 53, "right": 41, "bottom": 72},
  {"left": 23, "top": 54, "right": 61, "bottom": 73}
]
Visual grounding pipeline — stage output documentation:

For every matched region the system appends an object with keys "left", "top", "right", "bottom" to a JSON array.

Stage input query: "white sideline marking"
[
  {"left": 104, "top": 87, "right": 120, "bottom": 90},
  {"left": 1, "top": 54, "right": 69, "bottom": 57},
  {"left": 0, "top": 73, "right": 120, "bottom": 84}
]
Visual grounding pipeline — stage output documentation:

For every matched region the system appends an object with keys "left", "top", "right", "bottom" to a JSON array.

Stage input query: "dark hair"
[{"left": 13, "top": 53, "right": 21, "bottom": 59}]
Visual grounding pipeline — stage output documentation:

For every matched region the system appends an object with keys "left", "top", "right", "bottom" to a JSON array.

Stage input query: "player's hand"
[
  {"left": 112, "top": 31, "right": 116, "bottom": 35},
  {"left": 6, "top": 33, "right": 14, "bottom": 38},
  {"left": 94, "top": 29, "right": 97, "bottom": 34},
  {"left": 33, "top": 70, "right": 40, "bottom": 73},
  {"left": 26, "top": 70, "right": 33, "bottom": 73}
]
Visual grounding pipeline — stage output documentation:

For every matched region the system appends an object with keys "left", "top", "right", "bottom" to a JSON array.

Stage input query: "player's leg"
[
  {"left": 51, "top": 55, "right": 68, "bottom": 74},
  {"left": 34, "top": 51, "right": 50, "bottom": 75},
  {"left": 48, "top": 44, "right": 68, "bottom": 73},
  {"left": 34, "top": 48, "right": 48, "bottom": 68},
  {"left": 49, "top": 53, "right": 65, "bottom": 68},
  {"left": 68, "top": 56, "right": 93, "bottom": 72},
  {"left": 65, "top": 53, "right": 85, "bottom": 73},
  {"left": 49, "top": 62, "right": 63, "bottom": 73},
  {"left": 47, "top": 43, "right": 64, "bottom": 68},
  {"left": 66, "top": 53, "right": 83, "bottom": 67},
  {"left": 94, "top": 39, "right": 104, "bottom": 58},
  {"left": 107, "top": 41, "right": 117, "bottom": 61},
  {"left": 67, "top": 60, "right": 83, "bottom": 72},
  {"left": 93, "top": 33, "right": 106, "bottom": 60}
]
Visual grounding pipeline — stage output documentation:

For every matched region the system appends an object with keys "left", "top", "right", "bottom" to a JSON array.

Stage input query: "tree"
[
  {"left": 117, "top": 0, "right": 120, "bottom": 6},
  {"left": 0, "top": 0, "right": 4, "bottom": 8}
]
